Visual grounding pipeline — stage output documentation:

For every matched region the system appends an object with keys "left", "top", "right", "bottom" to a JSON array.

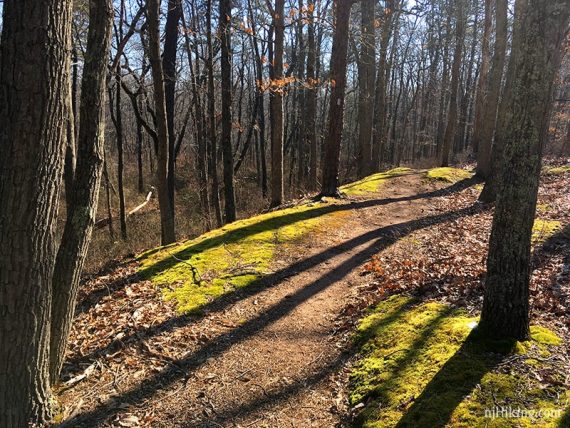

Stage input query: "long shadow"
[
  {"left": 73, "top": 177, "right": 476, "bottom": 319},
  {"left": 61, "top": 204, "right": 483, "bottom": 426},
  {"left": 136, "top": 177, "right": 479, "bottom": 280},
  {"left": 64, "top": 203, "right": 484, "bottom": 378},
  {"left": 73, "top": 177, "right": 478, "bottom": 319},
  {"left": 393, "top": 332, "right": 513, "bottom": 428},
  {"left": 191, "top": 299, "right": 418, "bottom": 426}
]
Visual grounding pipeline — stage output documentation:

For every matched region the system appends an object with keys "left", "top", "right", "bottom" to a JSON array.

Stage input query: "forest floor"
[{"left": 56, "top": 163, "right": 570, "bottom": 427}]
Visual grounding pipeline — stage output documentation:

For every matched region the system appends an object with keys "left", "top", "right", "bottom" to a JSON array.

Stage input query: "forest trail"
[{"left": 59, "top": 171, "right": 473, "bottom": 427}]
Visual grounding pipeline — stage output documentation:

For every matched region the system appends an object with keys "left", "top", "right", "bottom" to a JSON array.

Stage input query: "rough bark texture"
[
  {"left": 163, "top": 0, "right": 182, "bottom": 223},
  {"left": 321, "top": 0, "right": 355, "bottom": 196},
  {"left": 49, "top": 0, "right": 113, "bottom": 384},
  {"left": 372, "top": 0, "right": 395, "bottom": 169},
  {"left": 148, "top": 0, "right": 176, "bottom": 244},
  {"left": 357, "top": 0, "right": 375, "bottom": 178},
  {"left": 476, "top": 0, "right": 508, "bottom": 179},
  {"left": 478, "top": 0, "right": 569, "bottom": 340},
  {"left": 441, "top": 0, "right": 465, "bottom": 167},
  {"left": 471, "top": 0, "right": 492, "bottom": 155},
  {"left": 220, "top": 0, "right": 237, "bottom": 221},
  {"left": 0, "top": 0, "right": 72, "bottom": 425},
  {"left": 270, "top": 0, "right": 285, "bottom": 207},
  {"left": 306, "top": 4, "right": 319, "bottom": 191}
]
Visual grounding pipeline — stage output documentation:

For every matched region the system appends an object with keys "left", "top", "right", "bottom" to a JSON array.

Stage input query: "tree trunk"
[
  {"left": 49, "top": 0, "right": 113, "bottom": 383},
  {"left": 220, "top": 0, "right": 237, "bottom": 221},
  {"left": 163, "top": 0, "right": 182, "bottom": 223},
  {"left": 471, "top": 0, "right": 492, "bottom": 155},
  {"left": 114, "top": 69, "right": 128, "bottom": 240},
  {"left": 476, "top": 0, "right": 508, "bottom": 179},
  {"left": 478, "top": 0, "right": 569, "bottom": 340},
  {"left": 148, "top": 0, "right": 176, "bottom": 244},
  {"left": 270, "top": 0, "right": 285, "bottom": 207},
  {"left": 321, "top": 0, "right": 355, "bottom": 196},
  {"left": 372, "top": 0, "right": 395, "bottom": 169},
  {"left": 0, "top": 0, "right": 72, "bottom": 425},
  {"left": 357, "top": 0, "right": 375, "bottom": 178},
  {"left": 441, "top": 0, "right": 465, "bottom": 167},
  {"left": 306, "top": 3, "right": 319, "bottom": 191}
]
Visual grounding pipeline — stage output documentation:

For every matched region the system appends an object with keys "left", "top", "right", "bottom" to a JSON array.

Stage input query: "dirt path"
[{"left": 61, "top": 172, "right": 460, "bottom": 427}]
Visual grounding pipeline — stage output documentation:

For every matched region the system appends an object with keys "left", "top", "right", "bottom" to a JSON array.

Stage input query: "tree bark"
[
  {"left": 321, "top": 0, "right": 355, "bottom": 196},
  {"left": 148, "top": 0, "right": 177, "bottom": 244},
  {"left": 471, "top": 0, "right": 492, "bottom": 155},
  {"left": 0, "top": 0, "right": 72, "bottom": 425},
  {"left": 220, "top": 0, "right": 237, "bottom": 221},
  {"left": 441, "top": 0, "right": 465, "bottom": 167},
  {"left": 270, "top": 0, "right": 285, "bottom": 207},
  {"left": 306, "top": 3, "right": 319, "bottom": 191},
  {"left": 476, "top": 0, "right": 508, "bottom": 179},
  {"left": 478, "top": 0, "right": 569, "bottom": 340},
  {"left": 357, "top": 0, "right": 375, "bottom": 178},
  {"left": 49, "top": 0, "right": 113, "bottom": 384},
  {"left": 163, "top": 0, "right": 182, "bottom": 223}
]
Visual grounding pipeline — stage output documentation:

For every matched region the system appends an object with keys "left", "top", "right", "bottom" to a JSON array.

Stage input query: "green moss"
[
  {"left": 137, "top": 201, "right": 348, "bottom": 313},
  {"left": 426, "top": 167, "right": 473, "bottom": 183},
  {"left": 545, "top": 165, "right": 570, "bottom": 175},
  {"left": 532, "top": 219, "right": 562, "bottom": 243},
  {"left": 340, "top": 167, "right": 413, "bottom": 196},
  {"left": 350, "top": 298, "right": 567, "bottom": 427},
  {"left": 536, "top": 204, "right": 552, "bottom": 213}
]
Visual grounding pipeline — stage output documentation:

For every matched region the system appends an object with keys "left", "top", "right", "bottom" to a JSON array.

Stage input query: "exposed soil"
[{"left": 58, "top": 171, "right": 464, "bottom": 427}]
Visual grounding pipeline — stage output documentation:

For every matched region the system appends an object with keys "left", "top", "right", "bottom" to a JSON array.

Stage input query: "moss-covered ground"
[
  {"left": 340, "top": 167, "right": 414, "bottom": 196},
  {"left": 533, "top": 219, "right": 562, "bottom": 243},
  {"left": 350, "top": 296, "right": 568, "bottom": 428},
  {"left": 137, "top": 201, "right": 349, "bottom": 313},
  {"left": 426, "top": 167, "right": 473, "bottom": 183}
]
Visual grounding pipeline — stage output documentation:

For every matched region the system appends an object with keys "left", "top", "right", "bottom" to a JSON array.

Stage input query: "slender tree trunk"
[
  {"left": 321, "top": 0, "right": 355, "bottom": 196},
  {"left": 219, "top": 0, "right": 237, "bottom": 221},
  {"left": 441, "top": 0, "right": 465, "bottom": 166},
  {"left": 0, "top": 0, "right": 72, "bottom": 424},
  {"left": 306, "top": 4, "right": 319, "bottom": 190},
  {"left": 479, "top": 0, "right": 569, "bottom": 340},
  {"left": 115, "top": 69, "right": 128, "bottom": 240},
  {"left": 479, "top": 0, "right": 526, "bottom": 202},
  {"left": 372, "top": 0, "right": 395, "bottom": 169},
  {"left": 64, "top": 47, "right": 78, "bottom": 207},
  {"left": 148, "top": 0, "right": 176, "bottom": 244},
  {"left": 476, "top": 0, "right": 508, "bottom": 179},
  {"left": 163, "top": 0, "right": 182, "bottom": 223},
  {"left": 49, "top": 0, "right": 113, "bottom": 383},
  {"left": 205, "top": 0, "right": 223, "bottom": 226},
  {"left": 471, "top": 0, "right": 492, "bottom": 155},
  {"left": 269, "top": 0, "right": 285, "bottom": 207},
  {"left": 357, "top": 0, "right": 375, "bottom": 178}
]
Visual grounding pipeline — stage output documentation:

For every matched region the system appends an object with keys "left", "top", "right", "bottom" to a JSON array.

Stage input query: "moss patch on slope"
[
  {"left": 544, "top": 165, "right": 570, "bottom": 175},
  {"left": 340, "top": 167, "right": 413, "bottom": 196},
  {"left": 350, "top": 296, "right": 568, "bottom": 427},
  {"left": 426, "top": 167, "right": 473, "bottom": 183},
  {"left": 532, "top": 219, "right": 562, "bottom": 243},
  {"left": 137, "top": 201, "right": 348, "bottom": 313}
]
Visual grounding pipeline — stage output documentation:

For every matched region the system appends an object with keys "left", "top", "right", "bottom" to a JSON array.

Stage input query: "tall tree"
[
  {"left": 0, "top": 0, "right": 73, "bottom": 424},
  {"left": 269, "top": 0, "right": 286, "bottom": 207},
  {"left": 148, "top": 0, "right": 177, "bottom": 244},
  {"left": 357, "top": 0, "right": 376, "bottom": 177},
  {"left": 49, "top": 0, "right": 113, "bottom": 383},
  {"left": 478, "top": 0, "right": 569, "bottom": 340},
  {"left": 321, "top": 0, "right": 355, "bottom": 196},
  {"left": 306, "top": 1, "right": 319, "bottom": 190},
  {"left": 471, "top": 0, "right": 492, "bottom": 155},
  {"left": 163, "top": 0, "right": 182, "bottom": 222},
  {"left": 220, "top": 0, "right": 237, "bottom": 221},
  {"left": 441, "top": 0, "right": 466, "bottom": 166},
  {"left": 475, "top": 0, "right": 508, "bottom": 179}
]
